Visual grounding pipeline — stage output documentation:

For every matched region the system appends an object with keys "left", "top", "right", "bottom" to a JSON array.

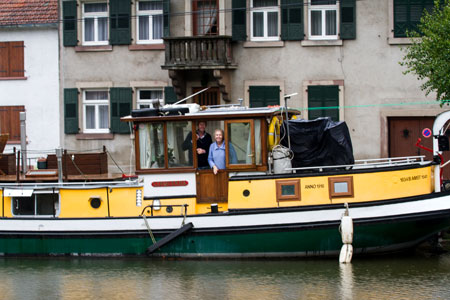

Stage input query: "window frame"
[
  {"left": 0, "top": 106, "right": 25, "bottom": 143},
  {"left": 82, "top": 90, "right": 110, "bottom": 134},
  {"left": 82, "top": 2, "right": 109, "bottom": 46},
  {"left": 192, "top": 0, "right": 219, "bottom": 36},
  {"left": 328, "top": 176, "right": 354, "bottom": 199},
  {"left": 11, "top": 191, "right": 60, "bottom": 218},
  {"left": 136, "top": 0, "right": 164, "bottom": 44},
  {"left": 250, "top": 0, "right": 280, "bottom": 42},
  {"left": 137, "top": 88, "right": 164, "bottom": 109},
  {"left": 308, "top": 0, "right": 339, "bottom": 40},
  {"left": 276, "top": 179, "right": 301, "bottom": 201}
]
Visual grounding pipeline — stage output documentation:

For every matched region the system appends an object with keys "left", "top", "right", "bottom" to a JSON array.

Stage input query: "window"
[
  {"left": 137, "top": 1, "right": 164, "bottom": 44},
  {"left": 137, "top": 89, "right": 163, "bottom": 108},
  {"left": 308, "top": 0, "right": 338, "bottom": 40},
  {"left": 225, "top": 119, "right": 262, "bottom": 168},
  {"left": 193, "top": 0, "right": 218, "bottom": 36},
  {"left": 12, "top": 192, "right": 59, "bottom": 217},
  {"left": 138, "top": 121, "right": 193, "bottom": 169},
  {"left": 328, "top": 176, "right": 354, "bottom": 198},
  {"left": 83, "top": 90, "right": 109, "bottom": 133},
  {"left": 276, "top": 179, "right": 301, "bottom": 201},
  {"left": 251, "top": 0, "right": 279, "bottom": 41},
  {"left": 393, "top": 0, "right": 435, "bottom": 37},
  {"left": 82, "top": 2, "right": 108, "bottom": 45},
  {"left": 0, "top": 41, "right": 25, "bottom": 78},
  {"left": 0, "top": 106, "right": 25, "bottom": 143},
  {"left": 308, "top": 85, "right": 339, "bottom": 121}
]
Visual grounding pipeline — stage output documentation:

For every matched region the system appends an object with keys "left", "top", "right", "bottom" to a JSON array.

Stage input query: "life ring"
[
  {"left": 291, "top": 115, "right": 298, "bottom": 120},
  {"left": 268, "top": 116, "right": 281, "bottom": 150}
]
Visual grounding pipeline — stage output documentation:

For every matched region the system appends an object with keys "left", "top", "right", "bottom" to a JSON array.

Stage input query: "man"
[{"left": 182, "top": 121, "right": 212, "bottom": 169}]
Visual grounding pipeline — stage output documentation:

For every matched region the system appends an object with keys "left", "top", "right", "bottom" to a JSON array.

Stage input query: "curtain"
[
  {"left": 85, "top": 18, "right": 94, "bottom": 41},
  {"left": 325, "top": 10, "right": 336, "bottom": 35},
  {"left": 139, "top": 16, "right": 150, "bottom": 39},
  {"left": 267, "top": 11, "right": 278, "bottom": 37},
  {"left": 311, "top": 11, "right": 321, "bottom": 35},
  {"left": 197, "top": 2, "right": 217, "bottom": 35},
  {"left": 153, "top": 14, "right": 163, "bottom": 39},
  {"left": 253, "top": 12, "right": 264, "bottom": 37},
  {"left": 98, "top": 17, "right": 108, "bottom": 41}
]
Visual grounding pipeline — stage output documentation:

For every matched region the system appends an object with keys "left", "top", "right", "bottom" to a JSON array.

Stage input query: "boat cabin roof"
[{"left": 122, "top": 105, "right": 301, "bottom": 123}]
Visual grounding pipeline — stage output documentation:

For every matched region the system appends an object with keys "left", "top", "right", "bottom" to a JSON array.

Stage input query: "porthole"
[
  {"left": 243, "top": 189, "right": 250, "bottom": 197},
  {"left": 166, "top": 206, "right": 173, "bottom": 213},
  {"left": 90, "top": 197, "right": 101, "bottom": 209}
]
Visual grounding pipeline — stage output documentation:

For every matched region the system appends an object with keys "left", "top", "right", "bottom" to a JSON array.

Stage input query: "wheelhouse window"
[
  {"left": 82, "top": 2, "right": 108, "bottom": 45},
  {"left": 137, "top": 89, "right": 163, "bottom": 109},
  {"left": 137, "top": 1, "right": 164, "bottom": 44},
  {"left": 138, "top": 121, "right": 193, "bottom": 169},
  {"left": 12, "top": 192, "right": 59, "bottom": 217},
  {"left": 225, "top": 119, "right": 262, "bottom": 168},
  {"left": 308, "top": 0, "right": 338, "bottom": 40},
  {"left": 193, "top": 0, "right": 218, "bottom": 36},
  {"left": 83, "top": 90, "right": 109, "bottom": 133},
  {"left": 251, "top": 0, "right": 279, "bottom": 41}
]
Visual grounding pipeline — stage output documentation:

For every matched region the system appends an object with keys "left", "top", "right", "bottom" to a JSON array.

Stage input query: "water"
[{"left": 0, "top": 253, "right": 449, "bottom": 300}]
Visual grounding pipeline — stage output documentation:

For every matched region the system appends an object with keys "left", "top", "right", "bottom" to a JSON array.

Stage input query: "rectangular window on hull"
[
  {"left": 12, "top": 192, "right": 59, "bottom": 217},
  {"left": 276, "top": 179, "right": 301, "bottom": 201},
  {"left": 328, "top": 176, "right": 354, "bottom": 198}
]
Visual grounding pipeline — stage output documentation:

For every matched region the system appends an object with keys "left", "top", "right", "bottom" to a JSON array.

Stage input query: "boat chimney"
[
  {"left": 56, "top": 147, "right": 63, "bottom": 183},
  {"left": 238, "top": 98, "right": 244, "bottom": 107},
  {"left": 20, "top": 112, "right": 27, "bottom": 173}
]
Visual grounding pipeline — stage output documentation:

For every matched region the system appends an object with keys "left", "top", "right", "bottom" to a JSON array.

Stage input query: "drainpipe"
[
  {"left": 56, "top": 147, "right": 63, "bottom": 183},
  {"left": 20, "top": 112, "right": 27, "bottom": 174}
]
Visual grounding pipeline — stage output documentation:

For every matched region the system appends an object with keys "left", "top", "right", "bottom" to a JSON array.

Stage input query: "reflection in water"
[{"left": 0, "top": 254, "right": 449, "bottom": 300}]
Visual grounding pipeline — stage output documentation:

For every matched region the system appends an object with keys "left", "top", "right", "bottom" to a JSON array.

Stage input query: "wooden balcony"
[{"left": 162, "top": 36, "right": 237, "bottom": 70}]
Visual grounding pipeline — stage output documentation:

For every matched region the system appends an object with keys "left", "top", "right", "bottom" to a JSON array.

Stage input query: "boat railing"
[
  {"left": 0, "top": 179, "right": 141, "bottom": 189},
  {"left": 287, "top": 155, "right": 428, "bottom": 173}
]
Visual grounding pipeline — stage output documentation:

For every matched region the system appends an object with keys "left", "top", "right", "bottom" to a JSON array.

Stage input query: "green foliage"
[{"left": 400, "top": 0, "right": 450, "bottom": 104}]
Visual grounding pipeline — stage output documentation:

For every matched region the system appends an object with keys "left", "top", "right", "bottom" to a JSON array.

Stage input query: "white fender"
[
  {"left": 339, "top": 244, "right": 353, "bottom": 263},
  {"left": 340, "top": 215, "right": 353, "bottom": 244}
]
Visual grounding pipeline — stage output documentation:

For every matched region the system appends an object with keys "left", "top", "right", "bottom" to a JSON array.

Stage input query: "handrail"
[
  {"left": 287, "top": 155, "right": 428, "bottom": 172},
  {"left": 0, "top": 179, "right": 141, "bottom": 188}
]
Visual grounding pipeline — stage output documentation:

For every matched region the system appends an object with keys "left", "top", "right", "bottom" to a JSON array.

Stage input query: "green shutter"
[
  {"left": 308, "top": 86, "right": 339, "bottom": 121},
  {"left": 163, "top": 0, "right": 170, "bottom": 38},
  {"left": 340, "top": 0, "right": 356, "bottom": 40},
  {"left": 232, "top": 0, "right": 247, "bottom": 41},
  {"left": 110, "top": 0, "right": 131, "bottom": 45},
  {"left": 281, "top": 0, "right": 304, "bottom": 41},
  {"left": 110, "top": 88, "right": 132, "bottom": 133},
  {"left": 63, "top": 1, "right": 77, "bottom": 47},
  {"left": 249, "top": 86, "right": 280, "bottom": 108},
  {"left": 64, "top": 88, "right": 79, "bottom": 134},
  {"left": 164, "top": 86, "right": 178, "bottom": 104},
  {"left": 393, "top": 0, "right": 435, "bottom": 37}
]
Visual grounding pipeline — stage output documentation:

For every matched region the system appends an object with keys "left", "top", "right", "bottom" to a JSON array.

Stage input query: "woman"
[{"left": 208, "top": 129, "right": 237, "bottom": 174}]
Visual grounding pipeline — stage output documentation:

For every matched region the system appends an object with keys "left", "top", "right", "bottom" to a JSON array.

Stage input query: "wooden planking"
[
  {"left": 0, "top": 153, "right": 16, "bottom": 175},
  {"left": 46, "top": 152, "right": 108, "bottom": 175}
]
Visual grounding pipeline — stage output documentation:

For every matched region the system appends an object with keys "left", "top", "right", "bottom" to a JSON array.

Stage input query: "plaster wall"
[{"left": 0, "top": 27, "right": 60, "bottom": 158}]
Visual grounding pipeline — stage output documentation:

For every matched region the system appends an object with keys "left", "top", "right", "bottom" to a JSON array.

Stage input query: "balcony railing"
[{"left": 162, "top": 36, "right": 237, "bottom": 70}]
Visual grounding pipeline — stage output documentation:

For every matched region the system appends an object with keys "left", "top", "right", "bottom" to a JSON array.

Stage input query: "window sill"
[
  {"left": 76, "top": 133, "right": 114, "bottom": 140},
  {"left": 6, "top": 140, "right": 20, "bottom": 144},
  {"left": 243, "top": 41, "right": 284, "bottom": 48},
  {"left": 301, "top": 40, "right": 342, "bottom": 47},
  {"left": 387, "top": 37, "right": 418, "bottom": 45},
  {"left": 0, "top": 77, "right": 27, "bottom": 80},
  {"left": 75, "top": 45, "right": 113, "bottom": 52},
  {"left": 129, "top": 44, "right": 165, "bottom": 51}
]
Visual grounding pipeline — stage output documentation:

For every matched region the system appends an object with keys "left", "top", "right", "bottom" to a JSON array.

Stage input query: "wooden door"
[
  {"left": 389, "top": 117, "right": 450, "bottom": 179},
  {"left": 196, "top": 169, "right": 228, "bottom": 203},
  {"left": 193, "top": 87, "right": 219, "bottom": 106}
]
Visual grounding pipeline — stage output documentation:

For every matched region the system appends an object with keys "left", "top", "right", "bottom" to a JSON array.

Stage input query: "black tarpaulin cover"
[{"left": 280, "top": 117, "right": 354, "bottom": 168}]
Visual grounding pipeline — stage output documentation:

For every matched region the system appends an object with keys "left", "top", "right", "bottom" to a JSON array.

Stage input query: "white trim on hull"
[{"left": 0, "top": 193, "right": 450, "bottom": 233}]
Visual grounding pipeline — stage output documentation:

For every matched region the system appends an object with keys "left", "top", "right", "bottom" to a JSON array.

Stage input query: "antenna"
[
  {"left": 172, "top": 87, "right": 210, "bottom": 105},
  {"left": 284, "top": 93, "right": 298, "bottom": 150}
]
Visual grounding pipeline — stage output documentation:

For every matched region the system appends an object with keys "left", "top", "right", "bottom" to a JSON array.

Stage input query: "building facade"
[
  {"left": 60, "top": 0, "right": 446, "bottom": 173},
  {"left": 0, "top": 0, "right": 59, "bottom": 161}
]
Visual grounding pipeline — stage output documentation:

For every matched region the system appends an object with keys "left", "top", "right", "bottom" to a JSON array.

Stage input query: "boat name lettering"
[
  {"left": 304, "top": 184, "right": 325, "bottom": 189},
  {"left": 152, "top": 180, "right": 189, "bottom": 187},
  {"left": 399, "top": 175, "right": 428, "bottom": 182}
]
